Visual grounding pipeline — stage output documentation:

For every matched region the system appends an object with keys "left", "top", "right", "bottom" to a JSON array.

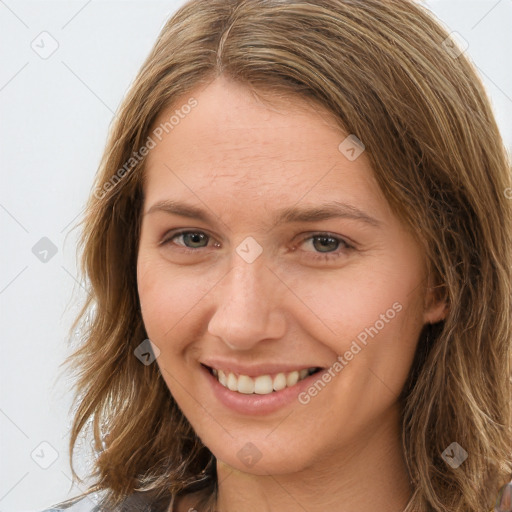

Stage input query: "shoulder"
[
  {"left": 41, "top": 490, "right": 176, "bottom": 512},
  {"left": 40, "top": 492, "right": 103, "bottom": 512}
]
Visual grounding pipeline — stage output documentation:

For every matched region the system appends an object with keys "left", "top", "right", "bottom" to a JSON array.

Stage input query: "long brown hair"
[{"left": 59, "top": 1, "right": 512, "bottom": 511}]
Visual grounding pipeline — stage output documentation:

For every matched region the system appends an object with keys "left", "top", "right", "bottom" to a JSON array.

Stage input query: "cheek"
[
  {"left": 281, "top": 256, "right": 425, "bottom": 391},
  {"left": 136, "top": 256, "right": 208, "bottom": 398},
  {"left": 137, "top": 255, "right": 204, "bottom": 346},
  {"left": 285, "top": 259, "right": 423, "bottom": 340}
]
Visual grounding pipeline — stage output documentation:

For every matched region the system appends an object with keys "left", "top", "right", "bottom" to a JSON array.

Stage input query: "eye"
[
  {"left": 160, "top": 230, "right": 214, "bottom": 252},
  {"left": 297, "top": 232, "right": 354, "bottom": 262},
  {"left": 159, "top": 230, "right": 355, "bottom": 262}
]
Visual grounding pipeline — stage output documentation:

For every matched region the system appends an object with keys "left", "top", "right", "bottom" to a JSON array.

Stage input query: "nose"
[{"left": 207, "top": 255, "right": 287, "bottom": 351}]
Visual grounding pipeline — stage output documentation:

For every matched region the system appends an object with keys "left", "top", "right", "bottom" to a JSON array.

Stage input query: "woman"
[{"left": 42, "top": 0, "right": 512, "bottom": 511}]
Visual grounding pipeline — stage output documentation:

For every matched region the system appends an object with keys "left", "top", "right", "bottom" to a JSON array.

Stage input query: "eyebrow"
[{"left": 144, "top": 199, "right": 382, "bottom": 228}]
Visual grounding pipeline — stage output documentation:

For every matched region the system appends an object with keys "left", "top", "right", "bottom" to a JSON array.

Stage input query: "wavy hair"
[{"left": 59, "top": 1, "right": 512, "bottom": 511}]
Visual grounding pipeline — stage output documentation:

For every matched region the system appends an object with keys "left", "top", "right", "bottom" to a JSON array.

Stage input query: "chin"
[{"left": 217, "top": 451, "right": 310, "bottom": 476}]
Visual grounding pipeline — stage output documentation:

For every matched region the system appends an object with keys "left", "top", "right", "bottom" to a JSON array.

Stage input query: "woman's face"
[{"left": 137, "top": 76, "right": 444, "bottom": 475}]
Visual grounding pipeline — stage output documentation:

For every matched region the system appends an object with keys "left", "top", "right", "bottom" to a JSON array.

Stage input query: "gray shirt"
[{"left": 41, "top": 491, "right": 172, "bottom": 512}]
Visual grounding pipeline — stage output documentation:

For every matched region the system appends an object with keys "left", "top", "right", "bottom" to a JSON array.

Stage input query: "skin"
[{"left": 136, "top": 75, "right": 447, "bottom": 512}]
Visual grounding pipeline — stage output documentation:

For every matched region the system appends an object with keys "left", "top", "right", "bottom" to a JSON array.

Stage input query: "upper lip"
[{"left": 200, "top": 359, "right": 323, "bottom": 378}]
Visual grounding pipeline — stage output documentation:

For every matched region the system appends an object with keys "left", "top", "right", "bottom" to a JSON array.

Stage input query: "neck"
[{"left": 215, "top": 406, "right": 412, "bottom": 512}]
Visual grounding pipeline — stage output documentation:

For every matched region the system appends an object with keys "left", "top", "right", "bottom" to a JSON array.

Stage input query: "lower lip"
[{"left": 200, "top": 364, "right": 324, "bottom": 416}]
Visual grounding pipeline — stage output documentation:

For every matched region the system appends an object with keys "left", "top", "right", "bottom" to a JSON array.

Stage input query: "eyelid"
[
  {"left": 159, "top": 229, "right": 357, "bottom": 264},
  {"left": 297, "top": 231, "right": 355, "bottom": 249},
  {"left": 159, "top": 229, "right": 217, "bottom": 247},
  {"left": 159, "top": 229, "right": 354, "bottom": 247}
]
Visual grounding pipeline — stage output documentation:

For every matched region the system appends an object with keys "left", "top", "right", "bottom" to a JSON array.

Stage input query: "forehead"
[
  {"left": 142, "top": 76, "right": 389, "bottom": 222},
  {"left": 151, "top": 78, "right": 339, "bottom": 155}
]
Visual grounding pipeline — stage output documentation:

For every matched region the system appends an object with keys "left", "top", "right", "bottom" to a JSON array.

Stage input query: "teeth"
[
  {"left": 212, "top": 367, "right": 317, "bottom": 395},
  {"left": 238, "top": 375, "right": 254, "bottom": 394},
  {"left": 286, "top": 370, "right": 299, "bottom": 387},
  {"left": 254, "top": 375, "right": 273, "bottom": 394},
  {"left": 227, "top": 372, "right": 238, "bottom": 392},
  {"left": 272, "top": 372, "right": 287, "bottom": 391}
]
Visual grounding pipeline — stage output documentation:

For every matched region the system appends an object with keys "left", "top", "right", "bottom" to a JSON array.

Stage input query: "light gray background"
[{"left": 1, "top": 1, "right": 511, "bottom": 511}]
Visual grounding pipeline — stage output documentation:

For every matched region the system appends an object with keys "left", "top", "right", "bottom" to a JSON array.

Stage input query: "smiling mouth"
[{"left": 203, "top": 364, "right": 323, "bottom": 395}]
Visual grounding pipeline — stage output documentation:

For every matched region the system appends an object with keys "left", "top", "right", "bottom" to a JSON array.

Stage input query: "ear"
[{"left": 423, "top": 280, "right": 449, "bottom": 325}]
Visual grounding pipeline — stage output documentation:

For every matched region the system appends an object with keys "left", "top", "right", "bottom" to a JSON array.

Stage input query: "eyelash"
[{"left": 159, "top": 230, "right": 355, "bottom": 262}]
